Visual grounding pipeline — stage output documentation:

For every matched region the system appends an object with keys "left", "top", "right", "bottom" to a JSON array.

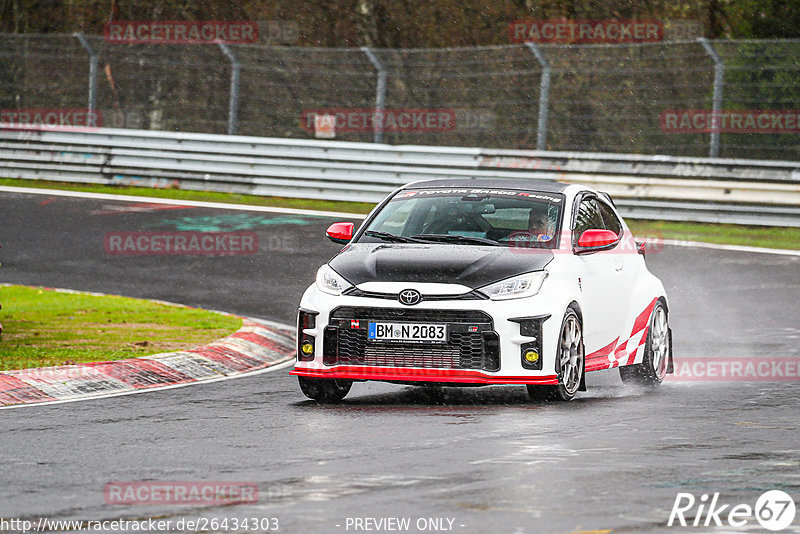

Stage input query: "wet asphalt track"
[{"left": 1, "top": 190, "right": 799, "bottom": 534}]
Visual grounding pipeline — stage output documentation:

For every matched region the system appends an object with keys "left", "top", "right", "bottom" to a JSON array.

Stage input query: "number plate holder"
[{"left": 367, "top": 322, "right": 448, "bottom": 343}]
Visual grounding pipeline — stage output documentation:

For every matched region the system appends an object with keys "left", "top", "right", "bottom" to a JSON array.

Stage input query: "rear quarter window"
[
  {"left": 574, "top": 198, "right": 605, "bottom": 237},
  {"left": 597, "top": 201, "right": 622, "bottom": 236}
]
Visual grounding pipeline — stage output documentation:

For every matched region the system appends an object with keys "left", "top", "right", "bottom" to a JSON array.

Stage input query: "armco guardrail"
[{"left": 1, "top": 127, "right": 799, "bottom": 226}]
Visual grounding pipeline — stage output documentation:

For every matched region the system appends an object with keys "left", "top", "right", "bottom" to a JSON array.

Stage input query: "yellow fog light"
[
  {"left": 301, "top": 341, "right": 314, "bottom": 355},
  {"left": 523, "top": 349, "right": 540, "bottom": 363}
]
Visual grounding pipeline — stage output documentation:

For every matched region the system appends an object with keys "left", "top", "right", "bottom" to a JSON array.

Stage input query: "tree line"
[{"left": 2, "top": 0, "right": 799, "bottom": 45}]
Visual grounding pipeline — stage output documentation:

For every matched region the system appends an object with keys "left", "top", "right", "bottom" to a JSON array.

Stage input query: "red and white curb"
[{"left": 0, "top": 316, "right": 295, "bottom": 409}]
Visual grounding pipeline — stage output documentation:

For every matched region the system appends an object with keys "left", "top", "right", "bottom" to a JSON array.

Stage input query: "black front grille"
[{"left": 325, "top": 307, "right": 499, "bottom": 371}]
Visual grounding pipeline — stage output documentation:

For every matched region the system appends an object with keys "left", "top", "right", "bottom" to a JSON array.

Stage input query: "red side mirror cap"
[
  {"left": 577, "top": 229, "right": 619, "bottom": 249},
  {"left": 326, "top": 222, "right": 354, "bottom": 244}
]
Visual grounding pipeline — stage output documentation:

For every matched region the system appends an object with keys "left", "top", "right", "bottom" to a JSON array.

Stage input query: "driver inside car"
[{"left": 527, "top": 207, "right": 554, "bottom": 242}]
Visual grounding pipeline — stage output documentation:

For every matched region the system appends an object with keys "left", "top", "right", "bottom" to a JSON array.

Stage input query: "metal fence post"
[
  {"left": 361, "top": 47, "right": 387, "bottom": 144},
  {"left": 526, "top": 42, "right": 551, "bottom": 151},
  {"left": 218, "top": 43, "right": 240, "bottom": 135},
  {"left": 73, "top": 33, "right": 98, "bottom": 114},
  {"left": 699, "top": 38, "right": 725, "bottom": 158}
]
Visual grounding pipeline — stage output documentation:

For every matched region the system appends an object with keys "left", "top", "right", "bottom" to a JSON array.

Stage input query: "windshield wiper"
[
  {"left": 363, "top": 230, "right": 425, "bottom": 243},
  {"left": 411, "top": 233, "right": 501, "bottom": 246}
]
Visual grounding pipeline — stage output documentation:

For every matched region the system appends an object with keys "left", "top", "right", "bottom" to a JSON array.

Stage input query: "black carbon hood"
[{"left": 329, "top": 243, "right": 553, "bottom": 289}]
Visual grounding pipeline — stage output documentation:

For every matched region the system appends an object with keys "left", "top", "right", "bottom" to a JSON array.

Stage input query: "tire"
[
  {"left": 527, "top": 308, "right": 584, "bottom": 401},
  {"left": 619, "top": 300, "right": 670, "bottom": 386},
  {"left": 298, "top": 376, "right": 352, "bottom": 402}
]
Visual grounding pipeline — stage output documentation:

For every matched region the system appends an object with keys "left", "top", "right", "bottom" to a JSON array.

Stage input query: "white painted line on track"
[
  {"left": 0, "top": 185, "right": 367, "bottom": 220},
  {"left": 661, "top": 239, "right": 800, "bottom": 257},
  {"left": 3, "top": 185, "right": 797, "bottom": 256}
]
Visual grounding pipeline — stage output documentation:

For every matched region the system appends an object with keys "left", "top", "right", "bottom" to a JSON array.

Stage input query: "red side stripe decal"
[
  {"left": 631, "top": 298, "right": 658, "bottom": 337},
  {"left": 625, "top": 297, "right": 658, "bottom": 365},
  {"left": 585, "top": 337, "right": 619, "bottom": 371},
  {"left": 584, "top": 297, "right": 659, "bottom": 372},
  {"left": 611, "top": 341, "right": 629, "bottom": 368},
  {"left": 586, "top": 337, "right": 618, "bottom": 361}
]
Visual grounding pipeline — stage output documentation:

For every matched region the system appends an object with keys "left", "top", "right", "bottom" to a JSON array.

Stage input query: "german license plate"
[{"left": 368, "top": 322, "right": 448, "bottom": 343}]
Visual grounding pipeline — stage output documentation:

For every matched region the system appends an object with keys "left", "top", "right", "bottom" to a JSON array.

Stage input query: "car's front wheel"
[
  {"left": 619, "top": 300, "right": 670, "bottom": 385},
  {"left": 528, "top": 308, "right": 584, "bottom": 401},
  {"left": 298, "top": 376, "right": 352, "bottom": 402}
]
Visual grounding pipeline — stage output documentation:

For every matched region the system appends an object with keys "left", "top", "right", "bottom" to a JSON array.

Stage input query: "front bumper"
[
  {"left": 291, "top": 285, "right": 564, "bottom": 386},
  {"left": 290, "top": 366, "right": 558, "bottom": 385}
]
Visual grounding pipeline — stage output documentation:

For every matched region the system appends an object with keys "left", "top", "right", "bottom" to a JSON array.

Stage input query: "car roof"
[{"left": 404, "top": 178, "right": 570, "bottom": 194}]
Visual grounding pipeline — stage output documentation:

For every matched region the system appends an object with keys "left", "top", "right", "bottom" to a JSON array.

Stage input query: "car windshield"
[{"left": 359, "top": 188, "right": 563, "bottom": 248}]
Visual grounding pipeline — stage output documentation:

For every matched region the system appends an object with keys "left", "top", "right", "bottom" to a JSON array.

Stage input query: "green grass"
[
  {"left": 626, "top": 220, "right": 800, "bottom": 251},
  {"left": 0, "top": 285, "right": 242, "bottom": 371},
  {"left": 2, "top": 177, "right": 798, "bottom": 250}
]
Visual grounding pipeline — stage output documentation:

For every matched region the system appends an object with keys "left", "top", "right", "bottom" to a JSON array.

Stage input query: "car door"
[
  {"left": 595, "top": 197, "right": 638, "bottom": 343},
  {"left": 572, "top": 195, "right": 628, "bottom": 358}
]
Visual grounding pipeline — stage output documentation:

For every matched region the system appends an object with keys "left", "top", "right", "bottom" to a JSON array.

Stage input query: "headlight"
[
  {"left": 478, "top": 271, "right": 548, "bottom": 300},
  {"left": 316, "top": 265, "right": 352, "bottom": 295}
]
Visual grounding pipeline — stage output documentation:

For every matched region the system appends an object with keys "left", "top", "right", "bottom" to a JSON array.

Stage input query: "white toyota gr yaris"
[{"left": 291, "top": 179, "right": 673, "bottom": 401}]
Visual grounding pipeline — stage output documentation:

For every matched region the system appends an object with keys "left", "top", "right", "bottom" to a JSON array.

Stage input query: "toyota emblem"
[{"left": 398, "top": 289, "right": 422, "bottom": 306}]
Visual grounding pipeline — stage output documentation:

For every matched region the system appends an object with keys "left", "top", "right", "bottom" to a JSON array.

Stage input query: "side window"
[
  {"left": 573, "top": 197, "right": 605, "bottom": 244},
  {"left": 597, "top": 201, "right": 622, "bottom": 236}
]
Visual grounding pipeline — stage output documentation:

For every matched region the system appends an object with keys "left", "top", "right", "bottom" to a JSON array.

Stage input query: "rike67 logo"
[{"left": 668, "top": 490, "right": 796, "bottom": 531}]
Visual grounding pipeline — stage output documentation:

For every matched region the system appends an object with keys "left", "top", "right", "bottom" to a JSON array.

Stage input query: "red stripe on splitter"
[{"left": 291, "top": 366, "right": 559, "bottom": 385}]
